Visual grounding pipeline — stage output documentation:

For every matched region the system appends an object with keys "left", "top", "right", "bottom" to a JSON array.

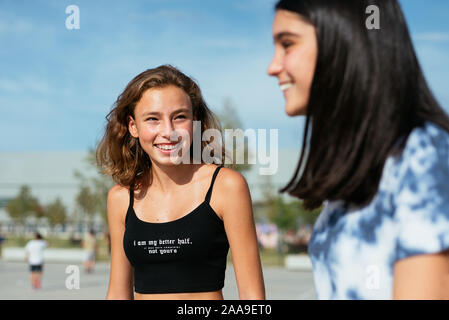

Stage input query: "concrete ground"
[{"left": 0, "top": 260, "right": 316, "bottom": 300}]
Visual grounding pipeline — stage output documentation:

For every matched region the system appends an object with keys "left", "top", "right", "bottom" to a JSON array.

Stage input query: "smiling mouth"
[
  {"left": 154, "top": 143, "right": 180, "bottom": 151},
  {"left": 280, "top": 83, "right": 293, "bottom": 91}
]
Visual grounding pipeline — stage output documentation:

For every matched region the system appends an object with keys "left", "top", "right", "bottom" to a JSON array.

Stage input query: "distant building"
[
  {"left": 0, "top": 151, "right": 101, "bottom": 235},
  {"left": 0, "top": 149, "right": 302, "bottom": 235}
]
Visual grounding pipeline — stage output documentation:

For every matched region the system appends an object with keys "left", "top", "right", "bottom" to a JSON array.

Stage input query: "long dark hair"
[{"left": 276, "top": 0, "right": 449, "bottom": 210}]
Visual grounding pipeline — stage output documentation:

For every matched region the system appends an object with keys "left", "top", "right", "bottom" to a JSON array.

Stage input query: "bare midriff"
[{"left": 134, "top": 289, "right": 224, "bottom": 300}]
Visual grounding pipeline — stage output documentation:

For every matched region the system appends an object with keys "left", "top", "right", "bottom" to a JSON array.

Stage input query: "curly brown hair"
[{"left": 96, "top": 65, "right": 227, "bottom": 191}]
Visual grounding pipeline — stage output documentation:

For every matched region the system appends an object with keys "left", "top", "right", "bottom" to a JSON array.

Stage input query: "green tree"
[
  {"left": 266, "top": 196, "right": 321, "bottom": 231},
  {"left": 261, "top": 173, "right": 322, "bottom": 256},
  {"left": 75, "top": 184, "right": 97, "bottom": 229},
  {"left": 91, "top": 173, "right": 114, "bottom": 224},
  {"left": 45, "top": 197, "right": 67, "bottom": 235},
  {"left": 260, "top": 175, "right": 276, "bottom": 204},
  {"left": 217, "top": 97, "right": 252, "bottom": 173},
  {"left": 260, "top": 175, "right": 296, "bottom": 229},
  {"left": 294, "top": 202, "right": 322, "bottom": 226},
  {"left": 5, "top": 185, "right": 42, "bottom": 241},
  {"left": 74, "top": 148, "right": 114, "bottom": 228},
  {"left": 262, "top": 173, "right": 321, "bottom": 231},
  {"left": 267, "top": 196, "right": 300, "bottom": 232}
]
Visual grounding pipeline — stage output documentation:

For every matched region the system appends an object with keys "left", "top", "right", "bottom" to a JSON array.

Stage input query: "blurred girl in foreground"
[{"left": 267, "top": 0, "right": 449, "bottom": 299}]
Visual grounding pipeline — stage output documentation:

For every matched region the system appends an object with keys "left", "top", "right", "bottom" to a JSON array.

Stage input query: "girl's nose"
[
  {"left": 160, "top": 120, "right": 175, "bottom": 139},
  {"left": 267, "top": 54, "right": 283, "bottom": 77}
]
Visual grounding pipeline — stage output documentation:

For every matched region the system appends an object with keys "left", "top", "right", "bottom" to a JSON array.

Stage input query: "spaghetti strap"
[
  {"left": 205, "top": 165, "right": 224, "bottom": 203},
  {"left": 129, "top": 188, "right": 134, "bottom": 208}
]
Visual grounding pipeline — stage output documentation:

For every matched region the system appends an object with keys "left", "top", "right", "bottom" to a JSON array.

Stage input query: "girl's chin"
[
  {"left": 285, "top": 103, "right": 307, "bottom": 117},
  {"left": 151, "top": 157, "right": 182, "bottom": 167},
  {"left": 150, "top": 151, "right": 189, "bottom": 166}
]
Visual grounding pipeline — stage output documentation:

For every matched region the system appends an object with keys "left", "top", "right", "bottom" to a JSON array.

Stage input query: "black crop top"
[{"left": 123, "top": 165, "right": 230, "bottom": 294}]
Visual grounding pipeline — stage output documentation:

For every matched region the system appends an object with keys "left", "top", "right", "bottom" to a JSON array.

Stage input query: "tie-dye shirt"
[{"left": 308, "top": 121, "right": 449, "bottom": 299}]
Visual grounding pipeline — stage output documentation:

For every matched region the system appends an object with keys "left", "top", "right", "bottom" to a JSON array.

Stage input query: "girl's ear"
[{"left": 128, "top": 116, "right": 139, "bottom": 138}]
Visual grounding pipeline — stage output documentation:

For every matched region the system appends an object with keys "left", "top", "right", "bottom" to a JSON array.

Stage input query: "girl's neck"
[{"left": 149, "top": 163, "right": 202, "bottom": 194}]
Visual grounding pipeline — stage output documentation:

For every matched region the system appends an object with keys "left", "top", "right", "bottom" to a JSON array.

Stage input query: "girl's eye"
[
  {"left": 146, "top": 117, "right": 158, "bottom": 121},
  {"left": 176, "top": 115, "right": 186, "bottom": 119},
  {"left": 282, "top": 41, "right": 293, "bottom": 49}
]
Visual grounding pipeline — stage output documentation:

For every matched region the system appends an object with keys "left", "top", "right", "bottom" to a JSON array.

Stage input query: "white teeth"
[
  {"left": 280, "top": 83, "right": 293, "bottom": 91},
  {"left": 156, "top": 143, "right": 179, "bottom": 150}
]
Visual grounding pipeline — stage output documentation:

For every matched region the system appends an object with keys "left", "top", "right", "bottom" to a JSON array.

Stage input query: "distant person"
[
  {"left": 267, "top": 0, "right": 449, "bottom": 299},
  {"left": 24, "top": 232, "right": 48, "bottom": 290},
  {"left": 82, "top": 229, "right": 98, "bottom": 273}
]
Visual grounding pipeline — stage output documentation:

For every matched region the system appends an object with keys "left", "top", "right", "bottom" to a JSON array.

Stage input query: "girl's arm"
[
  {"left": 393, "top": 249, "right": 449, "bottom": 299},
  {"left": 215, "top": 168, "right": 266, "bottom": 300},
  {"left": 105, "top": 185, "right": 134, "bottom": 300}
]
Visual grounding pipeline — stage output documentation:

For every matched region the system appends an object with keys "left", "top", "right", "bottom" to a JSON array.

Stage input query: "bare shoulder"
[
  {"left": 213, "top": 166, "right": 251, "bottom": 208},
  {"left": 107, "top": 184, "right": 130, "bottom": 224},
  {"left": 108, "top": 184, "right": 130, "bottom": 204},
  {"left": 210, "top": 166, "right": 253, "bottom": 221},
  {"left": 215, "top": 166, "right": 249, "bottom": 191}
]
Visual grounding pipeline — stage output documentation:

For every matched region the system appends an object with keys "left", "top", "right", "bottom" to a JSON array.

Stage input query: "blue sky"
[{"left": 0, "top": 0, "right": 448, "bottom": 151}]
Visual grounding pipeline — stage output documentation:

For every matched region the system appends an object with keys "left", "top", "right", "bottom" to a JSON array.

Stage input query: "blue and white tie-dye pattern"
[{"left": 308, "top": 122, "right": 449, "bottom": 299}]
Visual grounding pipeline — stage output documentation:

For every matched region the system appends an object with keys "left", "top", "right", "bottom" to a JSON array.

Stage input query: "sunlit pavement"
[{"left": 0, "top": 260, "right": 316, "bottom": 300}]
